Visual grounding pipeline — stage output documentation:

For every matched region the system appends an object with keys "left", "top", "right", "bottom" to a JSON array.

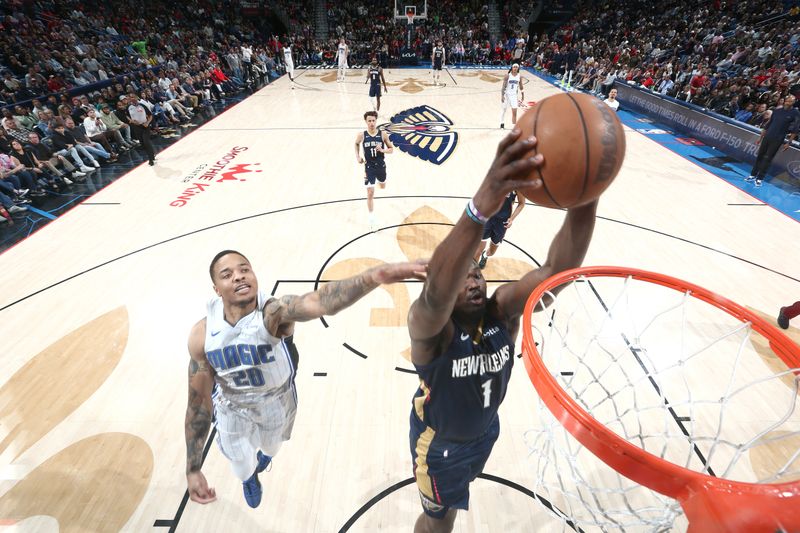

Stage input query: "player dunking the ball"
[
  {"left": 431, "top": 39, "right": 445, "bottom": 86},
  {"left": 355, "top": 110, "right": 394, "bottom": 229},
  {"left": 185, "top": 250, "right": 425, "bottom": 508},
  {"left": 499, "top": 63, "right": 524, "bottom": 129},
  {"left": 366, "top": 57, "right": 388, "bottom": 112},
  {"left": 335, "top": 37, "right": 349, "bottom": 82},
  {"left": 407, "top": 129, "right": 599, "bottom": 532}
]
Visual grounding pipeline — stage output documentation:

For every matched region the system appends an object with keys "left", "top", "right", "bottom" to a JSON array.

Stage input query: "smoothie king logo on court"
[
  {"left": 170, "top": 146, "right": 261, "bottom": 207},
  {"left": 379, "top": 105, "right": 458, "bottom": 165}
]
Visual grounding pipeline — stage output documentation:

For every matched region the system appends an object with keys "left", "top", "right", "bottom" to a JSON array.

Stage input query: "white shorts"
[
  {"left": 286, "top": 61, "right": 294, "bottom": 77},
  {"left": 504, "top": 93, "right": 520, "bottom": 109},
  {"left": 338, "top": 59, "right": 348, "bottom": 69},
  {"left": 213, "top": 385, "right": 297, "bottom": 480}
]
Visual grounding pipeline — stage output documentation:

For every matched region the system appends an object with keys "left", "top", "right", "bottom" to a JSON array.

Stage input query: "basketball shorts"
[
  {"left": 369, "top": 84, "right": 382, "bottom": 97},
  {"left": 409, "top": 411, "right": 500, "bottom": 519},
  {"left": 504, "top": 93, "right": 519, "bottom": 109},
  {"left": 364, "top": 164, "right": 387, "bottom": 187},
  {"left": 286, "top": 61, "right": 294, "bottom": 77},
  {"left": 433, "top": 60, "right": 443, "bottom": 71},
  {"left": 482, "top": 217, "right": 508, "bottom": 245},
  {"left": 213, "top": 383, "right": 297, "bottom": 480}
]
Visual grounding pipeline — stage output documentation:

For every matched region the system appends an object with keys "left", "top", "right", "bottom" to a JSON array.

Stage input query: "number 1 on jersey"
[{"left": 481, "top": 379, "right": 492, "bottom": 408}]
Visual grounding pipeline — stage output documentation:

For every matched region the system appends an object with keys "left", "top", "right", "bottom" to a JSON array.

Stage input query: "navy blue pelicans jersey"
[
  {"left": 494, "top": 192, "right": 516, "bottom": 222},
  {"left": 362, "top": 130, "right": 385, "bottom": 167},
  {"left": 432, "top": 47, "right": 444, "bottom": 68},
  {"left": 369, "top": 66, "right": 381, "bottom": 87},
  {"left": 412, "top": 315, "right": 514, "bottom": 441}
]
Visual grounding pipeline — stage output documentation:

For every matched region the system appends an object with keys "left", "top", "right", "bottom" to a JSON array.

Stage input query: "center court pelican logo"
[{"left": 378, "top": 105, "right": 458, "bottom": 165}]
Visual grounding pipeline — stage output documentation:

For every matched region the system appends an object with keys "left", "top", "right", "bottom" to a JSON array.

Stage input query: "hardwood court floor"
[{"left": 0, "top": 68, "right": 798, "bottom": 532}]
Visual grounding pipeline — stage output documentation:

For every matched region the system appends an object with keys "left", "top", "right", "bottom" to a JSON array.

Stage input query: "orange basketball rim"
[{"left": 521, "top": 266, "right": 800, "bottom": 533}]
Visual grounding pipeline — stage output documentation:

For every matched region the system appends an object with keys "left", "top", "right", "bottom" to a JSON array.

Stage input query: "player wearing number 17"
[
  {"left": 407, "top": 129, "right": 600, "bottom": 532},
  {"left": 185, "top": 250, "right": 427, "bottom": 509}
]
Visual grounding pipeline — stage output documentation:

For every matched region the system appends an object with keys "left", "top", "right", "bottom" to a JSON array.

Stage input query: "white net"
[{"left": 525, "top": 274, "right": 800, "bottom": 532}]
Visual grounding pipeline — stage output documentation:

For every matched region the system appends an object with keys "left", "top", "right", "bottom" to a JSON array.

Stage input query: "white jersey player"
[
  {"left": 500, "top": 63, "right": 524, "bottom": 129},
  {"left": 282, "top": 44, "right": 294, "bottom": 88},
  {"left": 335, "top": 38, "right": 349, "bottom": 82},
  {"left": 184, "top": 250, "right": 427, "bottom": 509}
]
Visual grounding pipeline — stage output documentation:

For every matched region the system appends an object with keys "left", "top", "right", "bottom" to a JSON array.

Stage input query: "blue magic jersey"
[
  {"left": 362, "top": 130, "right": 385, "bottom": 167},
  {"left": 412, "top": 315, "right": 514, "bottom": 441},
  {"left": 204, "top": 290, "right": 295, "bottom": 408}
]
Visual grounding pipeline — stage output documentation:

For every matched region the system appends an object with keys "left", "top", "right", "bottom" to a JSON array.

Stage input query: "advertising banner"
[{"left": 614, "top": 81, "right": 800, "bottom": 181}]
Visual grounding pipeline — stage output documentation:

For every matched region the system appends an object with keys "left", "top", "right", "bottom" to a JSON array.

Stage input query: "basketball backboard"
[{"left": 393, "top": 0, "right": 427, "bottom": 20}]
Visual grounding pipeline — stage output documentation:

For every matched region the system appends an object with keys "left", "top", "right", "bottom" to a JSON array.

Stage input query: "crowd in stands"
[
  {"left": 0, "top": 0, "right": 288, "bottom": 225},
  {"left": 527, "top": 0, "right": 800, "bottom": 128},
  {"left": 3, "top": 0, "right": 796, "bottom": 223},
  {"left": 282, "top": 0, "right": 502, "bottom": 67}
]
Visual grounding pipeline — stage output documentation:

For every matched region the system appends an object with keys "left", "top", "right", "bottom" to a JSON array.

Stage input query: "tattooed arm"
[
  {"left": 264, "top": 261, "right": 427, "bottom": 337},
  {"left": 185, "top": 318, "right": 217, "bottom": 504}
]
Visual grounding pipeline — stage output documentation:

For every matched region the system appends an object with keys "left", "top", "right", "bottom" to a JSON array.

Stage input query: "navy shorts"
[
  {"left": 433, "top": 60, "right": 443, "bottom": 71},
  {"left": 369, "top": 84, "right": 382, "bottom": 97},
  {"left": 482, "top": 217, "right": 508, "bottom": 245},
  {"left": 409, "top": 411, "right": 500, "bottom": 519},
  {"left": 364, "top": 164, "right": 387, "bottom": 187}
]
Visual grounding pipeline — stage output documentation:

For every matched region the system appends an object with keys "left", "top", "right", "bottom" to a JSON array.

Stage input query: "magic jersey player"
[
  {"left": 282, "top": 43, "right": 294, "bottom": 88},
  {"left": 185, "top": 250, "right": 427, "bottom": 509},
  {"left": 336, "top": 38, "right": 349, "bottom": 82},
  {"left": 499, "top": 63, "right": 524, "bottom": 129}
]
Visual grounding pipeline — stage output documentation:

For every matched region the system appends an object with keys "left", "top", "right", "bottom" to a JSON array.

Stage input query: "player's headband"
[{"left": 512, "top": 63, "right": 520, "bottom": 69}]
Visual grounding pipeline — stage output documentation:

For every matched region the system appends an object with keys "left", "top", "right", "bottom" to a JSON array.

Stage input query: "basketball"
[{"left": 515, "top": 92, "right": 626, "bottom": 208}]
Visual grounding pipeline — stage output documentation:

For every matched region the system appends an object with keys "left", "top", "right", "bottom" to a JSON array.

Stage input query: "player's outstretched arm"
[
  {"left": 265, "top": 261, "right": 428, "bottom": 337},
  {"left": 408, "top": 130, "right": 544, "bottom": 361},
  {"left": 493, "top": 199, "right": 598, "bottom": 336},
  {"left": 185, "top": 319, "right": 217, "bottom": 504}
]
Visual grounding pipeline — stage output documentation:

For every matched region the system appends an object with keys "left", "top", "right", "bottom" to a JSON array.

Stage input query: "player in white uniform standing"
[
  {"left": 499, "top": 63, "right": 524, "bottom": 129},
  {"left": 241, "top": 44, "right": 254, "bottom": 84},
  {"left": 282, "top": 43, "right": 295, "bottom": 89},
  {"left": 185, "top": 250, "right": 426, "bottom": 509},
  {"left": 335, "top": 37, "right": 349, "bottom": 82}
]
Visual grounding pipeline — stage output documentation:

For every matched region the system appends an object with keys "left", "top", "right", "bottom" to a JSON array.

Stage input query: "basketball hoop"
[
  {"left": 521, "top": 266, "right": 800, "bottom": 532},
  {"left": 405, "top": 9, "right": 415, "bottom": 26}
]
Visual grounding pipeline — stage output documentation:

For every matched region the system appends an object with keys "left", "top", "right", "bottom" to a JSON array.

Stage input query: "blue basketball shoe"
[{"left": 242, "top": 451, "right": 272, "bottom": 508}]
